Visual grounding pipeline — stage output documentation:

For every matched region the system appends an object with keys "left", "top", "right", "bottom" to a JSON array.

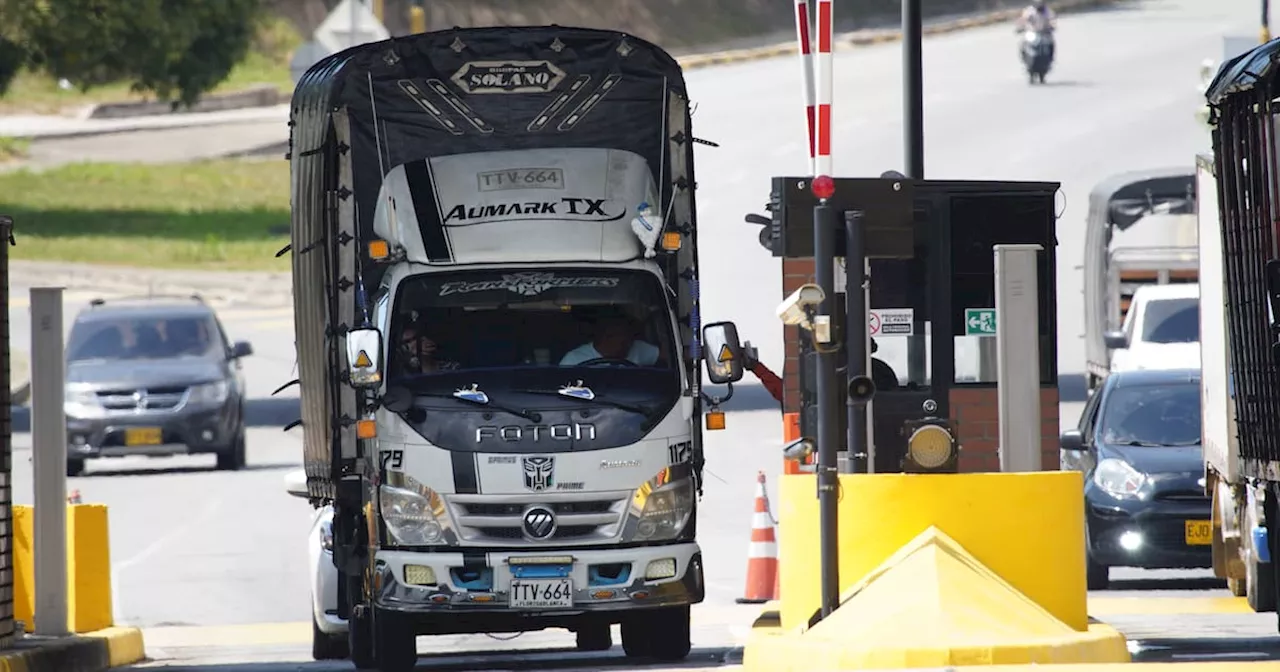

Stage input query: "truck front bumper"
[{"left": 372, "top": 542, "right": 703, "bottom": 631}]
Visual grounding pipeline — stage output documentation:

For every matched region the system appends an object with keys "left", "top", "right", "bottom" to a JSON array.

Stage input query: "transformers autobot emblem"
[{"left": 522, "top": 456, "right": 555, "bottom": 491}]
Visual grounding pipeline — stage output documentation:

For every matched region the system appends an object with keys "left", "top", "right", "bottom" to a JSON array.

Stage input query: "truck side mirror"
[
  {"left": 702, "top": 321, "right": 745, "bottom": 385},
  {"left": 1103, "top": 330, "right": 1128, "bottom": 350},
  {"left": 346, "top": 327, "right": 385, "bottom": 388},
  {"left": 284, "top": 469, "right": 309, "bottom": 499},
  {"left": 1060, "top": 429, "right": 1086, "bottom": 452}
]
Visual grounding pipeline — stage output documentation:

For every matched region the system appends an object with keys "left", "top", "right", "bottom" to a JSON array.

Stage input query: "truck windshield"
[
  {"left": 388, "top": 268, "right": 677, "bottom": 380},
  {"left": 1098, "top": 382, "right": 1200, "bottom": 447},
  {"left": 1140, "top": 297, "right": 1198, "bottom": 344}
]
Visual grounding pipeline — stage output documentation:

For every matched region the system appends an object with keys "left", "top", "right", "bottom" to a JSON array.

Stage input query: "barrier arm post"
[
  {"left": 31, "top": 287, "right": 68, "bottom": 636},
  {"left": 994, "top": 245, "right": 1043, "bottom": 472}
]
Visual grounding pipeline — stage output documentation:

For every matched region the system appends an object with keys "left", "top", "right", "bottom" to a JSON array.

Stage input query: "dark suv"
[{"left": 63, "top": 296, "right": 253, "bottom": 476}]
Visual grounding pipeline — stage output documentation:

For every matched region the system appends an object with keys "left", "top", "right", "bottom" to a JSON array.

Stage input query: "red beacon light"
[{"left": 811, "top": 175, "right": 836, "bottom": 200}]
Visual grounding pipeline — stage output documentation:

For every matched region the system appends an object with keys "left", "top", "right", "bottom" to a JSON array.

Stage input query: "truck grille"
[
  {"left": 446, "top": 491, "right": 630, "bottom": 547},
  {"left": 97, "top": 386, "right": 188, "bottom": 412}
]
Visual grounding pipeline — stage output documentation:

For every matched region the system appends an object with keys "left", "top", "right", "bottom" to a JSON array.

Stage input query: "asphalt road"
[{"left": 9, "top": 0, "right": 1280, "bottom": 668}]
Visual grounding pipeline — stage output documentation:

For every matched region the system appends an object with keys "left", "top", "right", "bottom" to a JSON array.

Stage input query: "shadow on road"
[
  {"left": 1132, "top": 637, "right": 1280, "bottom": 663},
  {"left": 1105, "top": 577, "right": 1226, "bottom": 591},
  {"left": 126, "top": 646, "right": 739, "bottom": 671}
]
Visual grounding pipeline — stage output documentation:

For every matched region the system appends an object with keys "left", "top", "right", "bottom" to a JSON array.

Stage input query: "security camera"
[
  {"left": 783, "top": 437, "right": 816, "bottom": 461},
  {"left": 777, "top": 283, "right": 825, "bottom": 328}
]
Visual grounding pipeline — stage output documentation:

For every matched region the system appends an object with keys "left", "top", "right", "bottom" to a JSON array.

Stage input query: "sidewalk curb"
[
  {"left": 674, "top": 0, "right": 1123, "bottom": 70},
  {"left": 0, "top": 626, "right": 145, "bottom": 671},
  {"left": 86, "top": 85, "right": 283, "bottom": 120}
]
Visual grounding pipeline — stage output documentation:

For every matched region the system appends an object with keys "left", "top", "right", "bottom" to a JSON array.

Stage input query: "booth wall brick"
[
  {"left": 775, "top": 471, "right": 1087, "bottom": 632},
  {"left": 950, "top": 387, "right": 1061, "bottom": 471},
  {"left": 14, "top": 505, "right": 115, "bottom": 634}
]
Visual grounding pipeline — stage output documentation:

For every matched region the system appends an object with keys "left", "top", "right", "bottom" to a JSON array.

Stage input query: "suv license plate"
[
  {"left": 125, "top": 427, "right": 162, "bottom": 446},
  {"left": 509, "top": 579, "right": 573, "bottom": 609},
  {"left": 1185, "top": 520, "right": 1212, "bottom": 545}
]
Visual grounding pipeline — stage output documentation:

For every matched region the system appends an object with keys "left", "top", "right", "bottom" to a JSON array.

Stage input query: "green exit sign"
[{"left": 964, "top": 308, "right": 997, "bottom": 336}]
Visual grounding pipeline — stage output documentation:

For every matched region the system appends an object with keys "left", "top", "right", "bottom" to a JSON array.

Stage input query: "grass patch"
[
  {"left": 0, "top": 136, "right": 29, "bottom": 163},
  {"left": 0, "top": 15, "right": 300, "bottom": 115},
  {"left": 1, "top": 159, "right": 291, "bottom": 271}
]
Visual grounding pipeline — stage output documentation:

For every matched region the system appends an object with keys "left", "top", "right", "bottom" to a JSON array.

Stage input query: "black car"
[
  {"left": 1060, "top": 368, "right": 1209, "bottom": 590},
  {"left": 62, "top": 296, "right": 253, "bottom": 476}
]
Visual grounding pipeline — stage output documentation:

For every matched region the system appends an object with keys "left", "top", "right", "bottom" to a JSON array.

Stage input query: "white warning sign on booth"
[{"left": 869, "top": 308, "right": 914, "bottom": 336}]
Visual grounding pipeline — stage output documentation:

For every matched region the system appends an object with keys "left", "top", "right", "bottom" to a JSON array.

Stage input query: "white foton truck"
[{"left": 286, "top": 26, "right": 746, "bottom": 670}]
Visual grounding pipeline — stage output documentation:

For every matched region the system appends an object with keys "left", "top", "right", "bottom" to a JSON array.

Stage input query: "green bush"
[{"left": 7, "top": 0, "right": 262, "bottom": 106}]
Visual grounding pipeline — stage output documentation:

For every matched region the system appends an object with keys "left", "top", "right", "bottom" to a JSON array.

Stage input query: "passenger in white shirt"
[{"left": 560, "top": 311, "right": 660, "bottom": 367}]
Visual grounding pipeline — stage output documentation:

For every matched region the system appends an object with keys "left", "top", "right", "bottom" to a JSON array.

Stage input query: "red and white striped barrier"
[
  {"left": 814, "top": 0, "right": 834, "bottom": 177},
  {"left": 793, "top": 0, "right": 817, "bottom": 174}
]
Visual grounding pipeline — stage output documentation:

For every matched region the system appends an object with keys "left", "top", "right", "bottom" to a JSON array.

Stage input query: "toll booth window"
[
  {"left": 867, "top": 256, "right": 931, "bottom": 390},
  {"left": 949, "top": 194, "right": 1057, "bottom": 385}
]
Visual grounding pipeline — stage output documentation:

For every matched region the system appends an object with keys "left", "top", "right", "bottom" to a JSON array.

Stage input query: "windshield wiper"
[
  {"left": 1124, "top": 440, "right": 1176, "bottom": 447},
  {"left": 516, "top": 381, "right": 655, "bottom": 416},
  {"left": 414, "top": 384, "right": 542, "bottom": 423}
]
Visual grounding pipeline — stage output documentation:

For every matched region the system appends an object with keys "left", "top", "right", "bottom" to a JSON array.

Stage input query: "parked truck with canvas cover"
[
  {"left": 1201, "top": 39, "right": 1280, "bottom": 624},
  {"left": 286, "top": 26, "right": 745, "bottom": 670}
]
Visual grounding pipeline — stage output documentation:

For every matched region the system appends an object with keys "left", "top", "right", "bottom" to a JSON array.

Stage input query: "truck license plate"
[
  {"left": 124, "top": 427, "right": 162, "bottom": 446},
  {"left": 509, "top": 579, "right": 573, "bottom": 609},
  {"left": 1184, "top": 520, "right": 1212, "bottom": 545}
]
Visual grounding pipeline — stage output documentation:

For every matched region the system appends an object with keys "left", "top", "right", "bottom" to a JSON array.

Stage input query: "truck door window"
[{"left": 1139, "top": 297, "right": 1199, "bottom": 344}]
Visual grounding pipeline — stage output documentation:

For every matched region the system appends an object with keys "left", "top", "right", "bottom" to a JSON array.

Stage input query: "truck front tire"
[
  {"left": 373, "top": 611, "right": 417, "bottom": 672},
  {"left": 621, "top": 606, "right": 691, "bottom": 661},
  {"left": 575, "top": 622, "right": 612, "bottom": 651}
]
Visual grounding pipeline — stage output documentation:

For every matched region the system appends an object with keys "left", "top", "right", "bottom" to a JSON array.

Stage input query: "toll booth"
[{"left": 763, "top": 177, "right": 1061, "bottom": 472}]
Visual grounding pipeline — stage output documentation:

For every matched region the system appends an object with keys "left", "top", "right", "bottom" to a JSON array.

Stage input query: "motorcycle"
[{"left": 1020, "top": 28, "right": 1054, "bottom": 84}]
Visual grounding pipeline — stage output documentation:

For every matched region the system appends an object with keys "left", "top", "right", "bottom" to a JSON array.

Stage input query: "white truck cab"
[{"left": 1106, "top": 282, "right": 1200, "bottom": 374}]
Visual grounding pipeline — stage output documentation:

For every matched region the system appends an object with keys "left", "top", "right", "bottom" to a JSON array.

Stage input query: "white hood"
[
  {"left": 1111, "top": 341, "right": 1201, "bottom": 373},
  {"left": 372, "top": 147, "right": 661, "bottom": 265}
]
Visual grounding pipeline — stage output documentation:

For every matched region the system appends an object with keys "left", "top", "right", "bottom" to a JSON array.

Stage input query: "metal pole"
[
  {"left": 814, "top": 203, "right": 840, "bottom": 619},
  {"left": 1263, "top": 0, "right": 1272, "bottom": 43},
  {"left": 902, "top": 0, "right": 925, "bottom": 179},
  {"left": 844, "top": 211, "right": 869, "bottom": 474},
  {"left": 350, "top": 0, "right": 360, "bottom": 48},
  {"left": 994, "top": 245, "right": 1043, "bottom": 472},
  {"left": 31, "top": 287, "right": 67, "bottom": 636}
]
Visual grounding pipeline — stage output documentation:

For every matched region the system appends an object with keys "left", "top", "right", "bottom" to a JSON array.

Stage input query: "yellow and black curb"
[
  {"left": 675, "top": 0, "right": 1124, "bottom": 71},
  {"left": 0, "top": 626, "right": 145, "bottom": 672}
]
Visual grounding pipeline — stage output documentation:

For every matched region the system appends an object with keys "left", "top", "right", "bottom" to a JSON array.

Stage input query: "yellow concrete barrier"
[
  {"left": 776, "top": 472, "right": 1087, "bottom": 631},
  {"left": 744, "top": 527, "right": 1128, "bottom": 670},
  {"left": 742, "top": 472, "right": 1129, "bottom": 670},
  {"left": 14, "top": 504, "right": 115, "bottom": 633}
]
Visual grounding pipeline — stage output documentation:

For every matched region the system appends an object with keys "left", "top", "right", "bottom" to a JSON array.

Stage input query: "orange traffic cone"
[
  {"left": 67, "top": 489, "right": 81, "bottom": 504},
  {"left": 736, "top": 471, "right": 779, "bottom": 604}
]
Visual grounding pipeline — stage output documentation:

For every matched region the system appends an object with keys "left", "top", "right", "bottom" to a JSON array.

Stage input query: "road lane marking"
[
  {"left": 113, "top": 498, "right": 225, "bottom": 627},
  {"left": 1088, "top": 596, "right": 1254, "bottom": 615}
]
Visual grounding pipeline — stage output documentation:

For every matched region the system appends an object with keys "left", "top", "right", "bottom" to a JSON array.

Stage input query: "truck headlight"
[
  {"left": 189, "top": 380, "right": 230, "bottom": 405},
  {"left": 319, "top": 516, "right": 334, "bottom": 553},
  {"left": 379, "top": 475, "right": 451, "bottom": 546},
  {"left": 64, "top": 385, "right": 103, "bottom": 417},
  {"left": 626, "top": 465, "right": 695, "bottom": 542},
  {"left": 1093, "top": 458, "right": 1146, "bottom": 500}
]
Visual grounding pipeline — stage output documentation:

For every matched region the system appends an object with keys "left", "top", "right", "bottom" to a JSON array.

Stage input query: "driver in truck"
[
  {"left": 396, "top": 321, "right": 461, "bottom": 374},
  {"left": 560, "top": 308, "right": 661, "bottom": 366}
]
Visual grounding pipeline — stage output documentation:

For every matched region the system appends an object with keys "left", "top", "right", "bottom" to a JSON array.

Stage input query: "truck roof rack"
[{"left": 88, "top": 293, "right": 206, "bottom": 308}]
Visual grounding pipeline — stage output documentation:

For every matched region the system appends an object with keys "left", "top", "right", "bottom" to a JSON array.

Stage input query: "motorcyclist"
[
  {"left": 1017, "top": 0, "right": 1056, "bottom": 33},
  {"left": 1016, "top": 0, "right": 1056, "bottom": 62}
]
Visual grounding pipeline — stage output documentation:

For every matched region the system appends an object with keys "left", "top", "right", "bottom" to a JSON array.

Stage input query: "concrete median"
[
  {"left": 9, "top": 504, "right": 146, "bottom": 669},
  {"left": 742, "top": 472, "right": 1130, "bottom": 670}
]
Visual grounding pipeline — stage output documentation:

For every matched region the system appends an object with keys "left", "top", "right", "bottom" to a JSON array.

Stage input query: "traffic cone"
[
  {"left": 67, "top": 489, "right": 81, "bottom": 504},
  {"left": 736, "top": 471, "right": 779, "bottom": 604}
]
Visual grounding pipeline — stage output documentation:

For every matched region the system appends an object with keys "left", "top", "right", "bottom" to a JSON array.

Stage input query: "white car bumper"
[{"left": 373, "top": 543, "right": 704, "bottom": 622}]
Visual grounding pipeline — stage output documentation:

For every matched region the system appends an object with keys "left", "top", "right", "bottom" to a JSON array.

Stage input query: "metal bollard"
[{"left": 31, "top": 287, "right": 68, "bottom": 636}]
